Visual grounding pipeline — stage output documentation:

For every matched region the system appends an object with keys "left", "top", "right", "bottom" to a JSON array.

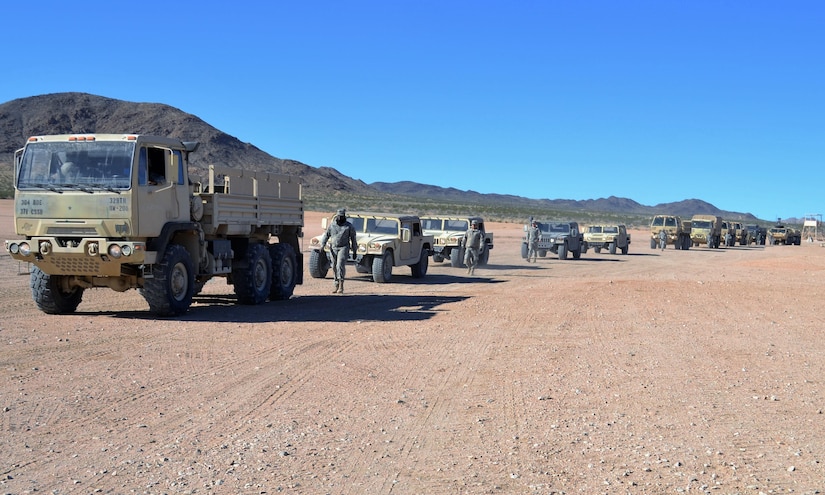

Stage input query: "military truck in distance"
[
  {"left": 768, "top": 225, "right": 802, "bottom": 246},
  {"left": 421, "top": 216, "right": 493, "bottom": 268},
  {"left": 690, "top": 214, "right": 723, "bottom": 248},
  {"left": 5, "top": 134, "right": 303, "bottom": 316},
  {"left": 720, "top": 220, "right": 736, "bottom": 247},
  {"left": 521, "top": 221, "right": 585, "bottom": 260},
  {"left": 649, "top": 215, "right": 691, "bottom": 250},
  {"left": 309, "top": 213, "right": 433, "bottom": 283},
  {"left": 583, "top": 224, "right": 630, "bottom": 255},
  {"left": 732, "top": 221, "right": 748, "bottom": 245},
  {"left": 746, "top": 224, "right": 767, "bottom": 245}
]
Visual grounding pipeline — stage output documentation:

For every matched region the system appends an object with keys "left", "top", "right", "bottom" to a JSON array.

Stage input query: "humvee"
[
  {"left": 583, "top": 224, "right": 630, "bottom": 255},
  {"left": 309, "top": 213, "right": 433, "bottom": 283},
  {"left": 421, "top": 216, "right": 494, "bottom": 268},
  {"left": 521, "top": 221, "right": 585, "bottom": 260}
]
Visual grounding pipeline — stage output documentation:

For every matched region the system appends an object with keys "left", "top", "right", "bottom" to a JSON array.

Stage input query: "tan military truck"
[
  {"left": 768, "top": 225, "right": 802, "bottom": 245},
  {"left": 649, "top": 214, "right": 691, "bottom": 250},
  {"left": 583, "top": 224, "right": 630, "bottom": 254},
  {"left": 720, "top": 220, "right": 736, "bottom": 247},
  {"left": 5, "top": 134, "right": 303, "bottom": 316},
  {"left": 421, "top": 216, "right": 493, "bottom": 267},
  {"left": 520, "top": 220, "right": 585, "bottom": 260},
  {"left": 309, "top": 213, "right": 433, "bottom": 283},
  {"left": 690, "top": 214, "right": 723, "bottom": 248}
]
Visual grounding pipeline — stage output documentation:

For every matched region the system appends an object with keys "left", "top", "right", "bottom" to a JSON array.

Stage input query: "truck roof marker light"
[
  {"left": 28, "top": 136, "right": 39, "bottom": 142},
  {"left": 125, "top": 135, "right": 137, "bottom": 141}
]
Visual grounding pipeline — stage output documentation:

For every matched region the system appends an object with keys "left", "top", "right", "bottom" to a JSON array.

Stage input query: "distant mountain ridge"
[
  {"left": 1, "top": 92, "right": 761, "bottom": 221},
  {"left": 370, "top": 181, "right": 759, "bottom": 221}
]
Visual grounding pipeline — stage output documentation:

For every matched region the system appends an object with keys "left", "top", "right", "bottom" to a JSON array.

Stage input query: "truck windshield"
[
  {"left": 548, "top": 223, "right": 571, "bottom": 233},
  {"left": 444, "top": 220, "right": 468, "bottom": 230},
  {"left": 17, "top": 141, "right": 135, "bottom": 191},
  {"left": 692, "top": 221, "right": 712, "bottom": 229}
]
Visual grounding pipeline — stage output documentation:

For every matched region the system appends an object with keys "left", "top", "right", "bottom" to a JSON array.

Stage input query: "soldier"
[
  {"left": 462, "top": 219, "right": 484, "bottom": 275},
  {"left": 319, "top": 208, "right": 358, "bottom": 294},
  {"left": 526, "top": 220, "right": 540, "bottom": 262},
  {"left": 659, "top": 229, "right": 667, "bottom": 250}
]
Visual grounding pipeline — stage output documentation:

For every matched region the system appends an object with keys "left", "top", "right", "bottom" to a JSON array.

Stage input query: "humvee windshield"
[
  {"left": 445, "top": 220, "right": 468, "bottom": 230},
  {"left": 421, "top": 218, "right": 442, "bottom": 230},
  {"left": 603, "top": 226, "right": 619, "bottom": 234},
  {"left": 587, "top": 226, "right": 603, "bottom": 233},
  {"left": 363, "top": 218, "right": 399, "bottom": 234}
]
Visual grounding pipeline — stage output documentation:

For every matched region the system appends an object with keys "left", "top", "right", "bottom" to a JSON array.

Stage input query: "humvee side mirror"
[
  {"left": 401, "top": 228, "right": 411, "bottom": 242},
  {"left": 321, "top": 218, "right": 328, "bottom": 229}
]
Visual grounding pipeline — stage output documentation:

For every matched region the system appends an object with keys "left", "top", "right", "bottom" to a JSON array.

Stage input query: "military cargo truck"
[
  {"left": 421, "top": 216, "right": 493, "bottom": 267},
  {"left": 5, "top": 134, "right": 303, "bottom": 316},
  {"left": 768, "top": 225, "right": 802, "bottom": 245},
  {"left": 309, "top": 213, "right": 433, "bottom": 283},
  {"left": 521, "top": 221, "right": 584, "bottom": 260},
  {"left": 690, "top": 214, "right": 723, "bottom": 248},
  {"left": 720, "top": 220, "right": 736, "bottom": 246},
  {"left": 649, "top": 215, "right": 691, "bottom": 250},
  {"left": 583, "top": 224, "right": 630, "bottom": 254}
]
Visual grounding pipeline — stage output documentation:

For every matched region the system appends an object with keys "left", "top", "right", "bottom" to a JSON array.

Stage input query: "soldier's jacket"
[
  {"left": 527, "top": 226, "right": 540, "bottom": 243},
  {"left": 464, "top": 229, "right": 484, "bottom": 250},
  {"left": 321, "top": 221, "right": 357, "bottom": 249}
]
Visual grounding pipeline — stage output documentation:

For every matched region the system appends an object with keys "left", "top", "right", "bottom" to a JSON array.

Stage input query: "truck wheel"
[
  {"left": 30, "top": 266, "right": 84, "bottom": 314},
  {"left": 594, "top": 246, "right": 601, "bottom": 254},
  {"left": 451, "top": 247, "right": 465, "bottom": 268},
  {"left": 520, "top": 243, "right": 528, "bottom": 259},
  {"left": 269, "top": 244, "right": 297, "bottom": 300},
  {"left": 572, "top": 247, "right": 581, "bottom": 259},
  {"left": 609, "top": 242, "right": 616, "bottom": 255},
  {"left": 538, "top": 250, "right": 547, "bottom": 258},
  {"left": 558, "top": 243, "right": 568, "bottom": 260},
  {"left": 308, "top": 249, "right": 329, "bottom": 278},
  {"left": 234, "top": 243, "right": 272, "bottom": 305},
  {"left": 140, "top": 244, "right": 194, "bottom": 316},
  {"left": 410, "top": 248, "right": 429, "bottom": 278},
  {"left": 478, "top": 248, "right": 490, "bottom": 265},
  {"left": 621, "top": 245, "right": 628, "bottom": 255},
  {"left": 433, "top": 253, "right": 444, "bottom": 263},
  {"left": 372, "top": 251, "right": 393, "bottom": 283}
]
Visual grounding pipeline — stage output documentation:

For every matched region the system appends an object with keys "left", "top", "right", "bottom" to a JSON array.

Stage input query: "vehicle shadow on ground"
[{"left": 137, "top": 293, "right": 471, "bottom": 323}]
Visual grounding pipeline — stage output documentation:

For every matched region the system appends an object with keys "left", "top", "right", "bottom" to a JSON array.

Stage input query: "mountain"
[
  {"left": 0, "top": 92, "right": 372, "bottom": 195},
  {"left": 0, "top": 92, "right": 759, "bottom": 221},
  {"left": 370, "top": 181, "right": 758, "bottom": 221}
]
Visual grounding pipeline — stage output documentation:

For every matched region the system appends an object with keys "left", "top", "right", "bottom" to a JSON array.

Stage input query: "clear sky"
[{"left": 2, "top": 1, "right": 822, "bottom": 221}]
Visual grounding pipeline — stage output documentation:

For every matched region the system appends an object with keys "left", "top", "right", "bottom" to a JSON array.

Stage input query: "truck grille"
[
  {"left": 44, "top": 257, "right": 103, "bottom": 275},
  {"left": 46, "top": 227, "right": 99, "bottom": 236}
]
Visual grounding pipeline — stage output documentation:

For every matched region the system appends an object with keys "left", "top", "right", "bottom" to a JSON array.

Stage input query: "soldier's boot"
[
  {"left": 337, "top": 281, "right": 344, "bottom": 294},
  {"left": 332, "top": 281, "right": 339, "bottom": 293}
]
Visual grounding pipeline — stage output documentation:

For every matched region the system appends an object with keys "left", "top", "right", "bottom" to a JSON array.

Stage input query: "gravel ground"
[{"left": 1, "top": 201, "right": 824, "bottom": 494}]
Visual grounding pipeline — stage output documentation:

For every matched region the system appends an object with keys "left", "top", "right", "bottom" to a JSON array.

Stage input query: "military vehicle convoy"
[
  {"left": 421, "top": 216, "right": 493, "bottom": 267},
  {"left": 5, "top": 134, "right": 303, "bottom": 316},
  {"left": 690, "top": 214, "right": 723, "bottom": 248},
  {"left": 309, "top": 213, "right": 433, "bottom": 283},
  {"left": 583, "top": 224, "right": 630, "bottom": 254},
  {"left": 768, "top": 225, "right": 802, "bottom": 245},
  {"left": 649, "top": 215, "right": 691, "bottom": 250},
  {"left": 521, "top": 220, "right": 585, "bottom": 260}
]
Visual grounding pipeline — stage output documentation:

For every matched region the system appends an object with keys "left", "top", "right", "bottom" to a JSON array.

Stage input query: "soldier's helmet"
[
  {"left": 471, "top": 220, "right": 479, "bottom": 226},
  {"left": 336, "top": 208, "right": 347, "bottom": 217}
]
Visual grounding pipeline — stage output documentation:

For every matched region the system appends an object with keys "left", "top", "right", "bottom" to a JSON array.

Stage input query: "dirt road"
[{"left": 2, "top": 201, "right": 824, "bottom": 494}]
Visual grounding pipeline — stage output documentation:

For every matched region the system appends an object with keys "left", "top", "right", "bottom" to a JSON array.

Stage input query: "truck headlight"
[
  {"left": 108, "top": 244, "right": 122, "bottom": 258},
  {"left": 18, "top": 242, "right": 31, "bottom": 256}
]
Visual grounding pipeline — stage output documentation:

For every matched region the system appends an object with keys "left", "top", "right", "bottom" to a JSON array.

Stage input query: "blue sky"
[{"left": 2, "top": 1, "right": 822, "bottom": 221}]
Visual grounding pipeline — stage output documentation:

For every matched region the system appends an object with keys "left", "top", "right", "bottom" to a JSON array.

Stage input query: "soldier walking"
[
  {"left": 319, "top": 208, "right": 358, "bottom": 294},
  {"left": 659, "top": 229, "right": 667, "bottom": 250},
  {"left": 462, "top": 219, "right": 484, "bottom": 275},
  {"left": 526, "top": 220, "right": 540, "bottom": 262}
]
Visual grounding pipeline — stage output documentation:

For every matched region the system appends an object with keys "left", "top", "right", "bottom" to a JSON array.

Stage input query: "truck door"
[
  {"left": 136, "top": 146, "right": 189, "bottom": 236},
  {"left": 400, "top": 220, "right": 415, "bottom": 262}
]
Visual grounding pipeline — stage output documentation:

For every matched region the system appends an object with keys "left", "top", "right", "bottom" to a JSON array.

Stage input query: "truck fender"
[{"left": 147, "top": 222, "right": 202, "bottom": 263}]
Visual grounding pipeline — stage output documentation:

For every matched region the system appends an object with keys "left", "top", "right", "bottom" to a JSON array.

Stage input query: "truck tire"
[
  {"left": 308, "top": 249, "right": 329, "bottom": 278},
  {"left": 594, "top": 246, "right": 601, "bottom": 254},
  {"left": 140, "top": 243, "right": 194, "bottom": 316},
  {"left": 233, "top": 243, "right": 272, "bottom": 305},
  {"left": 410, "top": 248, "right": 429, "bottom": 278},
  {"left": 372, "top": 251, "right": 393, "bottom": 283},
  {"left": 520, "top": 242, "right": 528, "bottom": 259},
  {"left": 558, "top": 243, "right": 568, "bottom": 260},
  {"left": 432, "top": 253, "right": 444, "bottom": 263},
  {"left": 621, "top": 244, "right": 628, "bottom": 255},
  {"left": 451, "top": 247, "right": 465, "bottom": 268},
  {"left": 572, "top": 247, "right": 581, "bottom": 259},
  {"left": 31, "top": 266, "right": 84, "bottom": 314},
  {"left": 609, "top": 242, "right": 616, "bottom": 255},
  {"left": 538, "top": 250, "right": 547, "bottom": 258},
  {"left": 269, "top": 243, "right": 298, "bottom": 300},
  {"left": 478, "top": 248, "right": 490, "bottom": 265}
]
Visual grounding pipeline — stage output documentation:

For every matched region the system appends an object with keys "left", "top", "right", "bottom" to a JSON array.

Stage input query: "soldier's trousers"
[{"left": 330, "top": 246, "right": 349, "bottom": 282}]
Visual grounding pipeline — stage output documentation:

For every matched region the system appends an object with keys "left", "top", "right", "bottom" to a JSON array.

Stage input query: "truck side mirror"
[
  {"left": 321, "top": 218, "right": 328, "bottom": 229},
  {"left": 401, "top": 228, "right": 410, "bottom": 242}
]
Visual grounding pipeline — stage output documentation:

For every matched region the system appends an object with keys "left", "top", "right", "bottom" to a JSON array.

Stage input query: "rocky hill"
[{"left": 0, "top": 92, "right": 759, "bottom": 221}]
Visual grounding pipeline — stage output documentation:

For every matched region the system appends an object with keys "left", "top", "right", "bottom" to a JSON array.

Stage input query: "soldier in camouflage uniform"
[
  {"left": 526, "top": 220, "right": 540, "bottom": 262},
  {"left": 319, "top": 208, "right": 358, "bottom": 294},
  {"left": 462, "top": 219, "right": 484, "bottom": 275}
]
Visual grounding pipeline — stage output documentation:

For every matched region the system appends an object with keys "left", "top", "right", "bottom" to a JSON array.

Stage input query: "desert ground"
[{"left": 1, "top": 199, "right": 824, "bottom": 494}]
